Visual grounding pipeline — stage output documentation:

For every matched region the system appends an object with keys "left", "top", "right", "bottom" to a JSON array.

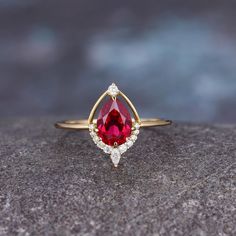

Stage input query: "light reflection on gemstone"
[{"left": 97, "top": 98, "right": 132, "bottom": 146}]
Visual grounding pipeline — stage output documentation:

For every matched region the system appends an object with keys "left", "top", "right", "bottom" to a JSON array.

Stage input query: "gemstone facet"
[
  {"left": 110, "top": 149, "right": 121, "bottom": 167},
  {"left": 97, "top": 98, "right": 132, "bottom": 146}
]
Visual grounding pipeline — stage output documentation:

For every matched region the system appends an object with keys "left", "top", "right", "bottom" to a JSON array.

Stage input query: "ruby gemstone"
[{"left": 97, "top": 98, "right": 132, "bottom": 146}]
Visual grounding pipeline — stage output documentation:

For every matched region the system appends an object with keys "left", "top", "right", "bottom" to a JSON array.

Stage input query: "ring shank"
[{"left": 55, "top": 118, "right": 172, "bottom": 130}]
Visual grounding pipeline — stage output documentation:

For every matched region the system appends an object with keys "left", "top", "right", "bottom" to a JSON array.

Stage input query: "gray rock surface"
[{"left": 0, "top": 118, "right": 235, "bottom": 236}]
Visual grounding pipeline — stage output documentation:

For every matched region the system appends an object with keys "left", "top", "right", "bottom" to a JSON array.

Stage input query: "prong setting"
[{"left": 107, "top": 83, "right": 119, "bottom": 97}]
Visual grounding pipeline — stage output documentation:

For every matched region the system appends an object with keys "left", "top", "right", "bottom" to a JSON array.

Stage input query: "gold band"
[{"left": 55, "top": 118, "right": 172, "bottom": 130}]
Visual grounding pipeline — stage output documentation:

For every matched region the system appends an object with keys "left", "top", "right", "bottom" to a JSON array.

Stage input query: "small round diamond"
[
  {"left": 118, "top": 144, "right": 127, "bottom": 154},
  {"left": 134, "top": 123, "right": 140, "bottom": 130},
  {"left": 133, "top": 130, "right": 139, "bottom": 136},
  {"left": 107, "top": 83, "right": 119, "bottom": 97},
  {"left": 89, "top": 124, "right": 95, "bottom": 131},
  {"left": 103, "top": 145, "right": 111, "bottom": 154},
  {"left": 97, "top": 141, "right": 105, "bottom": 149},
  {"left": 130, "top": 135, "right": 137, "bottom": 142},
  {"left": 126, "top": 140, "right": 133, "bottom": 148},
  {"left": 90, "top": 131, "right": 96, "bottom": 138},
  {"left": 93, "top": 136, "right": 100, "bottom": 144}
]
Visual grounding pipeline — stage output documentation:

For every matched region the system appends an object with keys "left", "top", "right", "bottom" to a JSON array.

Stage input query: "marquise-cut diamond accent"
[
  {"left": 107, "top": 83, "right": 119, "bottom": 97},
  {"left": 110, "top": 149, "right": 121, "bottom": 167}
]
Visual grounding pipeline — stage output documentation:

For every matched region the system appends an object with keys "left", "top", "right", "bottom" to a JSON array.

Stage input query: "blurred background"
[{"left": 0, "top": 0, "right": 236, "bottom": 123}]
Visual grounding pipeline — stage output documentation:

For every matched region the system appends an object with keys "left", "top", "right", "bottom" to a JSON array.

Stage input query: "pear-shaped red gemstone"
[{"left": 97, "top": 98, "right": 132, "bottom": 146}]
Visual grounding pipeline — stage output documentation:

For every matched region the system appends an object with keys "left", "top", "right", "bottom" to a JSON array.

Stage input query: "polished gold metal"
[
  {"left": 55, "top": 84, "right": 172, "bottom": 130},
  {"left": 55, "top": 118, "right": 171, "bottom": 130},
  {"left": 88, "top": 91, "right": 108, "bottom": 125},
  {"left": 119, "top": 91, "right": 141, "bottom": 124}
]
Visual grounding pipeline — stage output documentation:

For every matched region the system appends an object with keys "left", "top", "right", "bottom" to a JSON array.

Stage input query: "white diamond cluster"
[
  {"left": 89, "top": 124, "right": 112, "bottom": 154},
  {"left": 107, "top": 83, "right": 119, "bottom": 97},
  {"left": 118, "top": 123, "right": 140, "bottom": 154},
  {"left": 89, "top": 122, "right": 140, "bottom": 167}
]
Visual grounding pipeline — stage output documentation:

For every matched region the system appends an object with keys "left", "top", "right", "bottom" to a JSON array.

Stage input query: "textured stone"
[{"left": 0, "top": 118, "right": 235, "bottom": 236}]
